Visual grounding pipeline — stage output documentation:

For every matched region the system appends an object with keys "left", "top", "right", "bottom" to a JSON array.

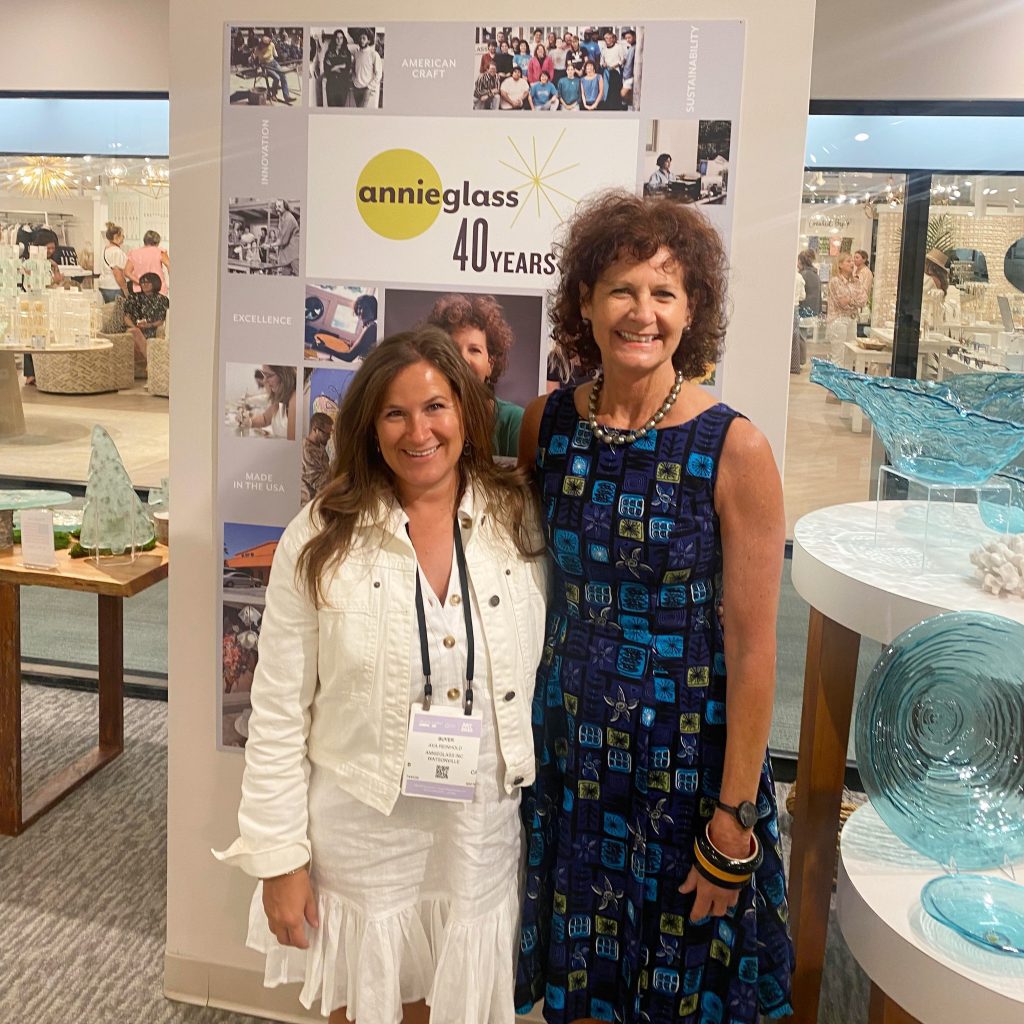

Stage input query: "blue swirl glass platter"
[
  {"left": 809, "top": 360, "right": 1024, "bottom": 486},
  {"left": 855, "top": 611, "right": 1024, "bottom": 870},
  {"left": 921, "top": 875, "right": 1024, "bottom": 956}
]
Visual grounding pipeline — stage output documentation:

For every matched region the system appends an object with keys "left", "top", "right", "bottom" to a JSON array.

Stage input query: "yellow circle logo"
[{"left": 356, "top": 149, "right": 443, "bottom": 240}]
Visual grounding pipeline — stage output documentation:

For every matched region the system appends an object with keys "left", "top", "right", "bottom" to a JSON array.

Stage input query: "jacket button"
[
  {"left": 373, "top": 581, "right": 381, "bottom": 588},
  {"left": 505, "top": 569, "right": 511, "bottom": 575},
  {"left": 512, "top": 776, "right": 524, "bottom": 786},
  {"left": 489, "top": 595, "right": 500, "bottom": 607},
  {"left": 443, "top": 635, "right": 456, "bottom": 648},
  {"left": 503, "top": 690, "right": 515, "bottom": 701},
  {"left": 450, "top": 594, "right": 461, "bottom": 606},
  {"left": 447, "top": 687, "right": 461, "bottom": 700}
]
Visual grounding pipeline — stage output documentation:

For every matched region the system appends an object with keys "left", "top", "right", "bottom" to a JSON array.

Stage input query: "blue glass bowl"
[
  {"left": 809, "top": 360, "right": 1024, "bottom": 486},
  {"left": 921, "top": 875, "right": 1024, "bottom": 956},
  {"left": 855, "top": 611, "right": 1024, "bottom": 870}
]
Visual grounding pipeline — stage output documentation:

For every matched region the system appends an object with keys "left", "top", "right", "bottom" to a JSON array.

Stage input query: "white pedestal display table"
[
  {"left": 787, "top": 500, "right": 1024, "bottom": 1024},
  {"left": 0, "top": 340, "right": 113, "bottom": 438},
  {"left": 838, "top": 803, "right": 1024, "bottom": 1024}
]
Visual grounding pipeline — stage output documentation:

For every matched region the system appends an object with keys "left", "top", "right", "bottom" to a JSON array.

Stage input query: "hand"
[
  {"left": 679, "top": 813, "right": 752, "bottom": 921},
  {"left": 261, "top": 867, "right": 318, "bottom": 948}
]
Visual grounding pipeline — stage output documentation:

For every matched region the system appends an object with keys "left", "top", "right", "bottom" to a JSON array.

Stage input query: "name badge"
[{"left": 401, "top": 703, "right": 482, "bottom": 802}]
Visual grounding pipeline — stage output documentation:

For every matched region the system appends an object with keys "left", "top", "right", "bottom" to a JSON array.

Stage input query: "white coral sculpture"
[{"left": 970, "top": 536, "right": 1024, "bottom": 597}]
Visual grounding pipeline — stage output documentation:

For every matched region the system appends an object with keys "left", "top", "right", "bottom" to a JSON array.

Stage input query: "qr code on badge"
[{"left": 435, "top": 765, "right": 449, "bottom": 780}]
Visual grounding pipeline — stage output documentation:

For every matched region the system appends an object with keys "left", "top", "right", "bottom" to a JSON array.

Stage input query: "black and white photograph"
[
  {"left": 227, "top": 198, "right": 301, "bottom": 275},
  {"left": 642, "top": 119, "right": 731, "bottom": 205},
  {"left": 304, "top": 283, "right": 379, "bottom": 364},
  {"left": 471, "top": 24, "right": 642, "bottom": 112},
  {"left": 224, "top": 362, "right": 297, "bottom": 441},
  {"left": 228, "top": 26, "right": 303, "bottom": 106},
  {"left": 383, "top": 288, "right": 543, "bottom": 459},
  {"left": 309, "top": 27, "right": 385, "bottom": 109}
]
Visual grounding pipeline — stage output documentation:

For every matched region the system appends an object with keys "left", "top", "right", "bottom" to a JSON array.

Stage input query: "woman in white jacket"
[{"left": 216, "top": 327, "right": 548, "bottom": 1024}]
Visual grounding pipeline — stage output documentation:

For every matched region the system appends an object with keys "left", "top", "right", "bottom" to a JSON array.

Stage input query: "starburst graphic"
[{"left": 499, "top": 129, "right": 580, "bottom": 226}]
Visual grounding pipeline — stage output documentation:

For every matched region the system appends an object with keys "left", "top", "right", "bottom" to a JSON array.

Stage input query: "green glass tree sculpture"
[{"left": 79, "top": 425, "right": 155, "bottom": 557}]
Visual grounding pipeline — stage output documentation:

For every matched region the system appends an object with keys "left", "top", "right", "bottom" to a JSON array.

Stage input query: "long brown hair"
[{"left": 297, "top": 326, "right": 540, "bottom": 606}]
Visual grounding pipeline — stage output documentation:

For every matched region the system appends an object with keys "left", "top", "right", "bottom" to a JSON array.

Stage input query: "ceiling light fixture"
[{"left": 9, "top": 156, "right": 75, "bottom": 199}]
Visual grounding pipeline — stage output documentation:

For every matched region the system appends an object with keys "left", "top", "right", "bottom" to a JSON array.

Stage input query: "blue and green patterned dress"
[{"left": 516, "top": 388, "right": 794, "bottom": 1024}]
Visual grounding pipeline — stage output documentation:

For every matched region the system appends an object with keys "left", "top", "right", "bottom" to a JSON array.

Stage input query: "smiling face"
[
  {"left": 375, "top": 360, "right": 464, "bottom": 504},
  {"left": 450, "top": 325, "right": 493, "bottom": 383},
  {"left": 581, "top": 247, "right": 691, "bottom": 378}
]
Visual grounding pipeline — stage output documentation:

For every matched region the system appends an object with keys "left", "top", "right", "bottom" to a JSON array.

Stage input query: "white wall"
[
  {"left": 0, "top": 0, "right": 168, "bottom": 92},
  {"left": 811, "top": 0, "right": 1024, "bottom": 100},
  {"left": 165, "top": 1, "right": 815, "bottom": 1017}
]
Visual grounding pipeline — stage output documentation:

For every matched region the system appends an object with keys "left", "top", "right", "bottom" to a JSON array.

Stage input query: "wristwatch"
[{"left": 716, "top": 798, "right": 757, "bottom": 829}]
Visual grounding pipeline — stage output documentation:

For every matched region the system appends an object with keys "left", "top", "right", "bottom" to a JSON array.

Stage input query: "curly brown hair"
[
  {"left": 424, "top": 293, "right": 515, "bottom": 384},
  {"left": 549, "top": 190, "right": 729, "bottom": 379}
]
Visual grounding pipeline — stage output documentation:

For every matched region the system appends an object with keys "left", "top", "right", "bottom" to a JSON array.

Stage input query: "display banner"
[{"left": 216, "top": 19, "right": 744, "bottom": 749}]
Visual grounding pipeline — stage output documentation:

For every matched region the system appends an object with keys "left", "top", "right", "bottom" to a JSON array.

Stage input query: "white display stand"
[
  {"left": 787, "top": 500, "right": 1024, "bottom": 1024},
  {"left": 838, "top": 804, "right": 1024, "bottom": 1024}
]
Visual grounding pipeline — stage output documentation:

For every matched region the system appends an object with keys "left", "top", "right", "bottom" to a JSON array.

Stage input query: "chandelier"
[{"left": 10, "top": 157, "right": 75, "bottom": 199}]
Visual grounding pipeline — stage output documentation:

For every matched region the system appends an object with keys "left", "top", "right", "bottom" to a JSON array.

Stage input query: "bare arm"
[
  {"left": 680, "top": 418, "right": 785, "bottom": 919},
  {"left": 517, "top": 393, "right": 549, "bottom": 473},
  {"left": 123, "top": 258, "right": 137, "bottom": 288}
]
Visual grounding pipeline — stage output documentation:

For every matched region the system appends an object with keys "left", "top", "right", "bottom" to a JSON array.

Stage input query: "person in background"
[
  {"left": 852, "top": 249, "right": 874, "bottom": 337},
  {"left": 313, "top": 293, "right": 379, "bottom": 363},
  {"left": 125, "top": 230, "right": 169, "bottom": 295},
  {"left": 499, "top": 65, "right": 530, "bottom": 110},
  {"left": 514, "top": 190, "right": 794, "bottom": 1023},
  {"left": 479, "top": 40, "right": 498, "bottom": 74},
  {"left": 242, "top": 364, "right": 296, "bottom": 440},
  {"left": 922, "top": 248, "right": 961, "bottom": 331},
  {"left": 214, "top": 328, "right": 547, "bottom": 1024},
  {"left": 528, "top": 70, "right": 559, "bottom": 111},
  {"left": 598, "top": 30, "right": 626, "bottom": 109},
  {"left": 797, "top": 248, "right": 822, "bottom": 319},
  {"left": 123, "top": 271, "right": 169, "bottom": 375},
  {"left": 474, "top": 61, "right": 501, "bottom": 110},
  {"left": 549, "top": 38, "right": 568, "bottom": 84},
  {"left": 580, "top": 28, "right": 601, "bottom": 65},
  {"left": 513, "top": 40, "right": 532, "bottom": 77},
  {"left": 252, "top": 33, "right": 296, "bottom": 105},
  {"left": 555, "top": 60, "right": 582, "bottom": 110},
  {"left": 566, "top": 34, "right": 585, "bottom": 73},
  {"left": 527, "top": 44, "right": 554, "bottom": 84},
  {"left": 791, "top": 260, "right": 807, "bottom": 374},
  {"left": 322, "top": 30, "right": 353, "bottom": 108},
  {"left": 826, "top": 252, "right": 867, "bottom": 363},
  {"left": 425, "top": 292, "right": 524, "bottom": 458},
  {"left": 351, "top": 30, "right": 383, "bottom": 108},
  {"left": 275, "top": 201, "right": 300, "bottom": 277},
  {"left": 97, "top": 222, "right": 130, "bottom": 303},
  {"left": 300, "top": 411, "right": 333, "bottom": 506},
  {"left": 494, "top": 40, "right": 514, "bottom": 80},
  {"left": 580, "top": 59, "right": 604, "bottom": 110},
  {"left": 647, "top": 152, "right": 674, "bottom": 190},
  {"left": 620, "top": 28, "right": 636, "bottom": 107}
]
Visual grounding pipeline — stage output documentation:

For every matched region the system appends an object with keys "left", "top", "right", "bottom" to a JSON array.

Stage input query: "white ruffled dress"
[{"left": 244, "top": 564, "right": 523, "bottom": 1024}]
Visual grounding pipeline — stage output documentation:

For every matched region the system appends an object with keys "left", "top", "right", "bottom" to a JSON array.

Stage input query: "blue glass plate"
[
  {"left": 921, "top": 875, "right": 1024, "bottom": 956},
  {"left": 855, "top": 611, "right": 1024, "bottom": 869}
]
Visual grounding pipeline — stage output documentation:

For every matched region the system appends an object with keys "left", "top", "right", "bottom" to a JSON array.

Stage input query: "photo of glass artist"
[
  {"left": 227, "top": 200, "right": 301, "bottom": 276},
  {"left": 641, "top": 120, "right": 731, "bottom": 206},
  {"left": 225, "top": 363, "right": 297, "bottom": 441},
  {"left": 299, "top": 367, "right": 357, "bottom": 506},
  {"left": 229, "top": 26, "right": 303, "bottom": 106},
  {"left": 471, "top": 24, "right": 642, "bottom": 112},
  {"left": 304, "top": 284, "right": 379, "bottom": 364},
  {"left": 309, "top": 26, "right": 385, "bottom": 108},
  {"left": 383, "top": 288, "right": 544, "bottom": 459}
]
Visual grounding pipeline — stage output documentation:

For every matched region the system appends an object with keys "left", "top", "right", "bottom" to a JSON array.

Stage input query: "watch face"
[{"left": 737, "top": 801, "right": 758, "bottom": 829}]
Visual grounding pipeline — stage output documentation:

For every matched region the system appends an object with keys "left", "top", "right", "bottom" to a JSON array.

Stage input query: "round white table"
[
  {"left": 786, "top": 500, "right": 1024, "bottom": 1024},
  {"left": 0, "top": 340, "right": 113, "bottom": 437},
  {"left": 838, "top": 804, "right": 1024, "bottom": 1023}
]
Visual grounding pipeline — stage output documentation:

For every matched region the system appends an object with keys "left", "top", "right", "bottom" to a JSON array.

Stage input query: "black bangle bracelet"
[
  {"left": 696, "top": 823, "right": 764, "bottom": 875},
  {"left": 692, "top": 844, "right": 751, "bottom": 889}
]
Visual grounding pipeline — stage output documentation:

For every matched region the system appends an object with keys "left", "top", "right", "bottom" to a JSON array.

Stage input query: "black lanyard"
[{"left": 414, "top": 519, "right": 475, "bottom": 715}]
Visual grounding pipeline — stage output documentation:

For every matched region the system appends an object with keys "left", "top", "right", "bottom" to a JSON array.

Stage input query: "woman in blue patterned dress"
[{"left": 515, "top": 191, "right": 794, "bottom": 1024}]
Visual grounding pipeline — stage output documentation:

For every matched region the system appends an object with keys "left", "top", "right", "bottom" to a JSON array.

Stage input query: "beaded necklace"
[{"left": 587, "top": 369, "right": 685, "bottom": 446}]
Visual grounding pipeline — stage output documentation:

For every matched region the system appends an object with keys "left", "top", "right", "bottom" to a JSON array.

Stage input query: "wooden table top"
[{"left": 0, "top": 543, "right": 168, "bottom": 596}]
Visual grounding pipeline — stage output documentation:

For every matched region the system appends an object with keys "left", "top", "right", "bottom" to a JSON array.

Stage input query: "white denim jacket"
[{"left": 215, "top": 486, "right": 548, "bottom": 879}]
